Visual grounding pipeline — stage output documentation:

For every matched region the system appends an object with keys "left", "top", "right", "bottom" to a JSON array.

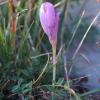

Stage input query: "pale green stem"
[{"left": 52, "top": 44, "right": 57, "bottom": 86}]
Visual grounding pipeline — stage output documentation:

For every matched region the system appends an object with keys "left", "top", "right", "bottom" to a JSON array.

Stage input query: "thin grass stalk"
[
  {"left": 68, "top": 12, "right": 100, "bottom": 79},
  {"left": 58, "top": 0, "right": 71, "bottom": 96},
  {"left": 54, "top": 0, "right": 65, "bottom": 8},
  {"left": 32, "top": 53, "right": 49, "bottom": 86},
  {"left": 66, "top": 10, "right": 85, "bottom": 52},
  {"left": 72, "top": 11, "right": 100, "bottom": 60},
  {"left": 60, "top": 0, "right": 69, "bottom": 47},
  {"left": 80, "top": 88, "right": 100, "bottom": 97}
]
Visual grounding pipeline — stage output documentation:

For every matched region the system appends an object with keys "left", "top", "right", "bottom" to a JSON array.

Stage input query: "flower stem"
[{"left": 52, "top": 44, "right": 57, "bottom": 86}]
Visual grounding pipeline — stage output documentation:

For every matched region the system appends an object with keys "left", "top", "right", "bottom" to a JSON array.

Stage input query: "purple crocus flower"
[{"left": 39, "top": 2, "right": 59, "bottom": 46}]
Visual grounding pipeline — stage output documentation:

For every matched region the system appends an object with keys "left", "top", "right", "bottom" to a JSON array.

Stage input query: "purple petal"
[{"left": 39, "top": 2, "right": 59, "bottom": 45}]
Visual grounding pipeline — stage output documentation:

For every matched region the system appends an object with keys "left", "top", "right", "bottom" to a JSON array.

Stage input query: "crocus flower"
[
  {"left": 39, "top": 2, "right": 59, "bottom": 85},
  {"left": 39, "top": 2, "right": 59, "bottom": 46}
]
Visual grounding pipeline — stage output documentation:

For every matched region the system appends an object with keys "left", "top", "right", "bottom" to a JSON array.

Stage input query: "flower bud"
[{"left": 39, "top": 2, "right": 59, "bottom": 46}]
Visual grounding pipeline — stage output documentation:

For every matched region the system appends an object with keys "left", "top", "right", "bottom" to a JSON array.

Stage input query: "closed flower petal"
[{"left": 39, "top": 2, "right": 59, "bottom": 46}]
